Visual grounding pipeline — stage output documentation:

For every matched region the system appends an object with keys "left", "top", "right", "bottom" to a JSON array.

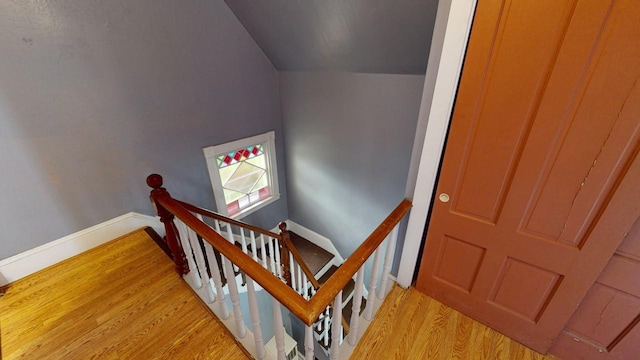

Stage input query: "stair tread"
[{"left": 289, "top": 231, "right": 335, "bottom": 276}]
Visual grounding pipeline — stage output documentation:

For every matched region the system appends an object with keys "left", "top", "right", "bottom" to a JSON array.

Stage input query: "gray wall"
[
  {"left": 279, "top": 72, "right": 424, "bottom": 260},
  {"left": 0, "top": 0, "right": 288, "bottom": 260}
]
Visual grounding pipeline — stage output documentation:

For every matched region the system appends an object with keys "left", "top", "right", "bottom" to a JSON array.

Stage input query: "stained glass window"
[
  {"left": 203, "top": 132, "right": 279, "bottom": 219},
  {"left": 216, "top": 144, "right": 270, "bottom": 214}
]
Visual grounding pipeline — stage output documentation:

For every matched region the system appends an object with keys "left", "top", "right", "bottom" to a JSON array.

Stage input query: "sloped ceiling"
[{"left": 224, "top": 0, "right": 439, "bottom": 75}]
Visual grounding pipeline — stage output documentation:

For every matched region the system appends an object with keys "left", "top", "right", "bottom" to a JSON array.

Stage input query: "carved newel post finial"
[
  {"left": 146, "top": 173, "right": 164, "bottom": 190},
  {"left": 146, "top": 174, "right": 189, "bottom": 276},
  {"left": 278, "top": 222, "right": 288, "bottom": 233}
]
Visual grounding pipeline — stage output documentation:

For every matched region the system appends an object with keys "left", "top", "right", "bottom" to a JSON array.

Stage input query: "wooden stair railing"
[
  {"left": 147, "top": 174, "right": 412, "bottom": 359},
  {"left": 174, "top": 199, "right": 314, "bottom": 290},
  {"left": 152, "top": 175, "right": 352, "bottom": 335}
]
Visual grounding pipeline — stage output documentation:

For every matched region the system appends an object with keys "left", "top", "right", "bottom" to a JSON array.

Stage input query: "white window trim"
[{"left": 203, "top": 131, "right": 280, "bottom": 220}]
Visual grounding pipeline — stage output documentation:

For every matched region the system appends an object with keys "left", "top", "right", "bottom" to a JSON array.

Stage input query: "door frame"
[{"left": 398, "top": 0, "right": 477, "bottom": 288}]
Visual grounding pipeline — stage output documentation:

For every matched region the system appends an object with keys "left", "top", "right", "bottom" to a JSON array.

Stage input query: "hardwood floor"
[
  {"left": 0, "top": 228, "right": 249, "bottom": 360},
  {"left": 351, "top": 286, "right": 559, "bottom": 360}
]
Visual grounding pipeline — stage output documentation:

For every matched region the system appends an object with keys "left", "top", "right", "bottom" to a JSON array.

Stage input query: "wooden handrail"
[
  {"left": 306, "top": 199, "right": 412, "bottom": 324},
  {"left": 174, "top": 199, "right": 281, "bottom": 239},
  {"left": 156, "top": 194, "right": 311, "bottom": 321},
  {"left": 147, "top": 174, "right": 412, "bottom": 326},
  {"left": 176, "top": 198, "right": 324, "bottom": 298},
  {"left": 176, "top": 197, "right": 326, "bottom": 300},
  {"left": 278, "top": 222, "right": 351, "bottom": 333}
]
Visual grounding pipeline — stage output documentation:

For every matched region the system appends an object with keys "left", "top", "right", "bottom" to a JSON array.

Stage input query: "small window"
[{"left": 203, "top": 131, "right": 280, "bottom": 219}]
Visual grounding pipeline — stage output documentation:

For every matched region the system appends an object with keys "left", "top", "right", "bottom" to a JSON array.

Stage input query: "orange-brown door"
[{"left": 416, "top": 0, "right": 640, "bottom": 353}]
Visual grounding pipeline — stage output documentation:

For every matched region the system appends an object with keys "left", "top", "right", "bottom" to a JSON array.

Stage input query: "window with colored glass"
[{"left": 203, "top": 131, "right": 279, "bottom": 219}]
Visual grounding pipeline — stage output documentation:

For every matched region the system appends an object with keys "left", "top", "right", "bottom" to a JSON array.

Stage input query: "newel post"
[
  {"left": 278, "top": 222, "right": 292, "bottom": 286},
  {"left": 147, "top": 174, "right": 189, "bottom": 275}
]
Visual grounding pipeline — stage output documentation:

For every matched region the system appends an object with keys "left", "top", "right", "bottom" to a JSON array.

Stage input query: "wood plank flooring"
[
  {"left": 351, "top": 285, "right": 560, "bottom": 360},
  {"left": 0, "top": 228, "right": 249, "bottom": 360}
]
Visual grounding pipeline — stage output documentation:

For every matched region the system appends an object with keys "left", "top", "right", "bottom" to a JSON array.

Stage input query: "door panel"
[
  {"left": 550, "top": 218, "right": 640, "bottom": 358},
  {"left": 416, "top": 0, "right": 640, "bottom": 353},
  {"left": 451, "top": 0, "right": 573, "bottom": 224}
]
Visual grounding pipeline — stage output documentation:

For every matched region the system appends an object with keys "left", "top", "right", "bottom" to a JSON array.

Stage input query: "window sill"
[{"left": 229, "top": 193, "right": 281, "bottom": 221}]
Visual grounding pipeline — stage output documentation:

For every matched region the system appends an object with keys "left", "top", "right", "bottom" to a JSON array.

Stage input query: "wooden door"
[{"left": 416, "top": 0, "right": 640, "bottom": 353}]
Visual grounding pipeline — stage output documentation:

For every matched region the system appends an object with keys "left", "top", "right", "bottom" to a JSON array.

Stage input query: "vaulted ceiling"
[{"left": 224, "top": 0, "right": 439, "bottom": 75}]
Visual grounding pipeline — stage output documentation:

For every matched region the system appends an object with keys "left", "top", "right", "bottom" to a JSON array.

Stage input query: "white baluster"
[
  {"left": 297, "top": 263, "right": 303, "bottom": 295},
  {"left": 223, "top": 228, "right": 246, "bottom": 338},
  {"left": 197, "top": 215, "right": 230, "bottom": 318},
  {"left": 364, "top": 247, "right": 383, "bottom": 321},
  {"left": 302, "top": 273, "right": 309, "bottom": 299},
  {"left": 378, "top": 226, "right": 399, "bottom": 300},
  {"left": 272, "top": 300, "right": 286, "bottom": 360},
  {"left": 260, "top": 234, "right": 268, "bottom": 269},
  {"left": 289, "top": 254, "right": 296, "bottom": 291},
  {"left": 305, "top": 324, "right": 314, "bottom": 360},
  {"left": 197, "top": 216, "right": 229, "bottom": 318},
  {"left": 323, "top": 307, "right": 330, "bottom": 346},
  {"left": 330, "top": 291, "right": 343, "bottom": 360},
  {"left": 202, "top": 241, "right": 230, "bottom": 319},
  {"left": 226, "top": 223, "right": 240, "bottom": 273},
  {"left": 273, "top": 238, "right": 282, "bottom": 278},
  {"left": 250, "top": 231, "right": 258, "bottom": 262},
  {"left": 214, "top": 220, "right": 228, "bottom": 280},
  {"left": 313, "top": 288, "right": 323, "bottom": 332},
  {"left": 268, "top": 237, "right": 277, "bottom": 275},
  {"left": 240, "top": 228, "right": 248, "bottom": 254},
  {"left": 174, "top": 220, "right": 201, "bottom": 288},
  {"left": 348, "top": 267, "right": 365, "bottom": 345},
  {"left": 186, "top": 224, "right": 215, "bottom": 303},
  {"left": 246, "top": 277, "right": 265, "bottom": 359},
  {"left": 213, "top": 219, "right": 222, "bottom": 235}
]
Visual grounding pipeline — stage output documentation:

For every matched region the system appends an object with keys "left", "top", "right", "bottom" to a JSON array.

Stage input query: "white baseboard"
[{"left": 0, "top": 212, "right": 163, "bottom": 286}]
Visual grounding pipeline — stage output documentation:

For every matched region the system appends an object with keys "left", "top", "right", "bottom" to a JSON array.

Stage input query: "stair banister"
[
  {"left": 149, "top": 173, "right": 412, "bottom": 325},
  {"left": 176, "top": 196, "right": 335, "bottom": 316},
  {"left": 174, "top": 199, "right": 281, "bottom": 239},
  {"left": 147, "top": 173, "right": 413, "bottom": 358},
  {"left": 176, "top": 198, "right": 324, "bottom": 291},
  {"left": 148, "top": 176, "right": 310, "bottom": 321},
  {"left": 147, "top": 174, "right": 188, "bottom": 275},
  {"left": 305, "top": 199, "right": 412, "bottom": 324},
  {"left": 279, "top": 222, "right": 351, "bottom": 334}
]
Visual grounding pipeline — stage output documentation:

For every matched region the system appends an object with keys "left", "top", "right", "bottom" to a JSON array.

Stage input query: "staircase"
[{"left": 146, "top": 174, "right": 411, "bottom": 360}]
